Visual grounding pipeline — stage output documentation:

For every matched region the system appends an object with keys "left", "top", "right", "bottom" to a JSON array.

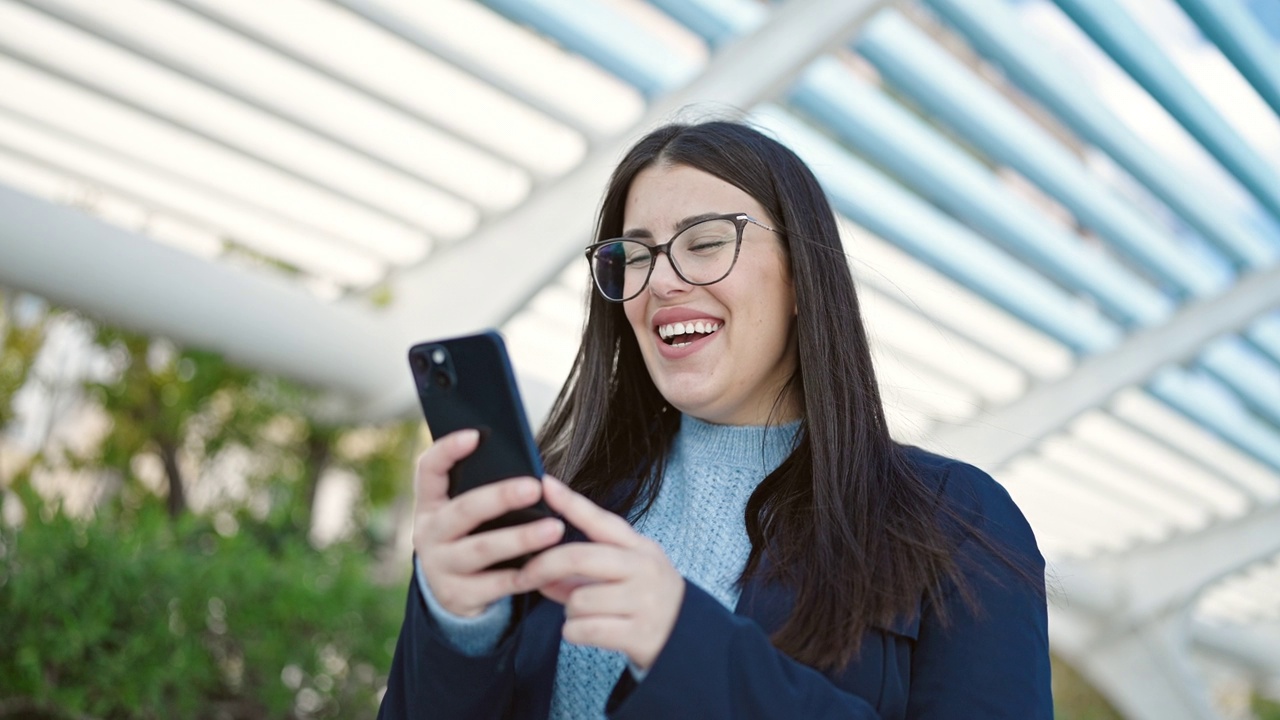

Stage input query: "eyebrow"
[{"left": 622, "top": 212, "right": 729, "bottom": 240}]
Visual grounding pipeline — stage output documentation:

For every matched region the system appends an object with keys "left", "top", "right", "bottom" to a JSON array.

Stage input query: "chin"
[{"left": 655, "top": 385, "right": 719, "bottom": 419}]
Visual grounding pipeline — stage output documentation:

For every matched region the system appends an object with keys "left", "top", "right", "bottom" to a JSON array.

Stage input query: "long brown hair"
[{"left": 537, "top": 120, "right": 967, "bottom": 670}]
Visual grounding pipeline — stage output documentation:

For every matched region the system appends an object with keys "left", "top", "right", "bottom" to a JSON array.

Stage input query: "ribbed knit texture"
[{"left": 549, "top": 415, "right": 797, "bottom": 720}]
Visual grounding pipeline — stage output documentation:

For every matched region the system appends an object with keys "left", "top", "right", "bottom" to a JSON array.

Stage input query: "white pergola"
[{"left": 1, "top": 1, "right": 1279, "bottom": 716}]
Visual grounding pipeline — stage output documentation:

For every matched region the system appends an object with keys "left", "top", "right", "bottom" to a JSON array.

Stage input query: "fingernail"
[{"left": 457, "top": 429, "right": 480, "bottom": 444}]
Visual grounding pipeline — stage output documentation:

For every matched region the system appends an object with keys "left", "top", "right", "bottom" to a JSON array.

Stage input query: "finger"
[
  {"left": 537, "top": 577, "right": 596, "bottom": 605},
  {"left": 542, "top": 475, "right": 642, "bottom": 548},
  {"left": 414, "top": 429, "right": 480, "bottom": 505},
  {"left": 428, "top": 569, "right": 525, "bottom": 617},
  {"left": 432, "top": 477, "right": 543, "bottom": 541},
  {"left": 517, "top": 542, "right": 634, "bottom": 590},
  {"left": 563, "top": 580, "right": 637, "bottom": 619},
  {"left": 447, "top": 517, "right": 566, "bottom": 574},
  {"left": 561, "top": 616, "right": 633, "bottom": 654}
]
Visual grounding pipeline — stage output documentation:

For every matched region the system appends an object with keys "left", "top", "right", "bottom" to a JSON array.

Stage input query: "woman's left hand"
[{"left": 515, "top": 475, "right": 685, "bottom": 671}]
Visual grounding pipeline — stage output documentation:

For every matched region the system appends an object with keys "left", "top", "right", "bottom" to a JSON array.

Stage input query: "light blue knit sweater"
[{"left": 416, "top": 415, "right": 798, "bottom": 719}]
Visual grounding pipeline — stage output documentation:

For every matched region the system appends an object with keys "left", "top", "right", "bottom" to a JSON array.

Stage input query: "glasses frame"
[{"left": 583, "top": 213, "right": 777, "bottom": 303}]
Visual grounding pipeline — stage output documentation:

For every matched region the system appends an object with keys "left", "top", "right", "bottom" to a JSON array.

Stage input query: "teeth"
[{"left": 657, "top": 320, "right": 722, "bottom": 340}]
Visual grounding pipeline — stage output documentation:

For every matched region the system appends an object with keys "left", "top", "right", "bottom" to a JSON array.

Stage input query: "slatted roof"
[{"left": 1, "top": 0, "right": 1279, "bottom": 711}]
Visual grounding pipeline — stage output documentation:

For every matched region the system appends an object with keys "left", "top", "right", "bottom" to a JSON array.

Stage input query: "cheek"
[{"left": 622, "top": 300, "right": 647, "bottom": 338}]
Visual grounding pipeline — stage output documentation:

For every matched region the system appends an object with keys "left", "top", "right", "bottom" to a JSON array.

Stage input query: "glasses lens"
[
  {"left": 590, "top": 240, "right": 651, "bottom": 301},
  {"left": 671, "top": 218, "right": 739, "bottom": 284}
]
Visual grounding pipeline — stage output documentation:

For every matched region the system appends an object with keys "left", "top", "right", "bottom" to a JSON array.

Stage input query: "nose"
[{"left": 645, "top": 248, "right": 688, "bottom": 297}]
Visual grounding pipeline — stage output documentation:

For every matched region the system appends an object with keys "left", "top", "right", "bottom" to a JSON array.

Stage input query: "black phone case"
[{"left": 408, "top": 332, "right": 552, "bottom": 544}]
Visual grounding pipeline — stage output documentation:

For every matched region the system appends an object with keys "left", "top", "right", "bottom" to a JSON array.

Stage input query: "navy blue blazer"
[{"left": 378, "top": 448, "right": 1053, "bottom": 719}]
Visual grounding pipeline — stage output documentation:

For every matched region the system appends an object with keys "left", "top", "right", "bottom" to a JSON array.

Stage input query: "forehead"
[{"left": 623, "top": 163, "right": 767, "bottom": 230}]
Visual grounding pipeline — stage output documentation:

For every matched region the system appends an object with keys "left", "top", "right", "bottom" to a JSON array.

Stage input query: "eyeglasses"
[{"left": 584, "top": 213, "right": 777, "bottom": 302}]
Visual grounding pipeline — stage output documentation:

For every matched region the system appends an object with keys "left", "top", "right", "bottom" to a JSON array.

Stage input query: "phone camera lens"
[
  {"left": 433, "top": 371, "right": 452, "bottom": 389},
  {"left": 412, "top": 355, "right": 427, "bottom": 372}
]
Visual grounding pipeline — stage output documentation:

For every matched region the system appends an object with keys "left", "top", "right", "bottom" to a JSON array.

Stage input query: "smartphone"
[{"left": 408, "top": 331, "right": 554, "bottom": 568}]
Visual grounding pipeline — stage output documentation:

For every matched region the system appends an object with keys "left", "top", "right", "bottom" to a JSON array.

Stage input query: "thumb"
[{"left": 414, "top": 428, "right": 480, "bottom": 506}]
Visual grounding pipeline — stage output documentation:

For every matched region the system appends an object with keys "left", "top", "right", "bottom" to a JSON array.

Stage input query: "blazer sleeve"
[
  {"left": 605, "top": 580, "right": 882, "bottom": 719},
  {"left": 377, "top": 569, "right": 521, "bottom": 720},
  {"left": 905, "top": 463, "right": 1053, "bottom": 718}
]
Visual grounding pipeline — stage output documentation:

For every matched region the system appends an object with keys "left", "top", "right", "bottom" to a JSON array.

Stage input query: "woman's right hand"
[{"left": 413, "top": 429, "right": 566, "bottom": 617}]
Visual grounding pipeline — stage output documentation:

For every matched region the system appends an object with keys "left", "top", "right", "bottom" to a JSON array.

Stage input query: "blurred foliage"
[
  {"left": 1, "top": 294, "right": 46, "bottom": 430},
  {"left": 1051, "top": 654, "right": 1124, "bottom": 720},
  {"left": 1, "top": 288, "right": 420, "bottom": 719},
  {"left": 82, "top": 325, "right": 261, "bottom": 518},
  {"left": 0, "top": 291, "right": 54, "bottom": 480},
  {"left": 0, "top": 487, "right": 404, "bottom": 720},
  {"left": 1258, "top": 694, "right": 1280, "bottom": 720},
  {"left": 77, "top": 323, "right": 416, "bottom": 534}
]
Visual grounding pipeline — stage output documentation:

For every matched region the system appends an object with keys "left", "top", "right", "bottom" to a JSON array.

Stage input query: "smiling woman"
[
  {"left": 379, "top": 121, "right": 1052, "bottom": 720},
  {"left": 615, "top": 166, "right": 798, "bottom": 427}
]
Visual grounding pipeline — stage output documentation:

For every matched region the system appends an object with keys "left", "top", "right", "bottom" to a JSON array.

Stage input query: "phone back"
[{"left": 409, "top": 332, "right": 544, "bottom": 498}]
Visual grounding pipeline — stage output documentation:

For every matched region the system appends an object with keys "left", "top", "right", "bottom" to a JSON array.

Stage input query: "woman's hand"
[
  {"left": 516, "top": 476, "right": 685, "bottom": 671},
  {"left": 412, "top": 429, "right": 566, "bottom": 617}
]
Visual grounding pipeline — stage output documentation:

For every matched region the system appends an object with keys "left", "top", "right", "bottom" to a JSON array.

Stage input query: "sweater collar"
[{"left": 673, "top": 414, "right": 801, "bottom": 471}]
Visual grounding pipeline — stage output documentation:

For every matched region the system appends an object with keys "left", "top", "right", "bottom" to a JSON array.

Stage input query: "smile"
[{"left": 657, "top": 321, "right": 722, "bottom": 347}]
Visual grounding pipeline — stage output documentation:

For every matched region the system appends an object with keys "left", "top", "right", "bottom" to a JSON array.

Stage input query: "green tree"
[
  {"left": 78, "top": 323, "right": 417, "bottom": 545},
  {"left": 83, "top": 326, "right": 265, "bottom": 519}
]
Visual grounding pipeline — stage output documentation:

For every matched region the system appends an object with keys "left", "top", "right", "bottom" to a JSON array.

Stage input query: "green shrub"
[{"left": 0, "top": 496, "right": 404, "bottom": 720}]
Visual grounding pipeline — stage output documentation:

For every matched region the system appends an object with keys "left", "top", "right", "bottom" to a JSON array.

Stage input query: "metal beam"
[
  {"left": 931, "top": 264, "right": 1280, "bottom": 470},
  {"left": 1054, "top": 500, "right": 1280, "bottom": 621},
  {"left": 752, "top": 104, "right": 1122, "bottom": 353},
  {"left": 0, "top": 184, "right": 398, "bottom": 414},
  {"left": 476, "top": 0, "right": 696, "bottom": 99},
  {"left": 789, "top": 56, "right": 1174, "bottom": 328},
  {"left": 1050, "top": 0, "right": 1280, "bottom": 224},
  {"left": 0, "top": 30, "right": 432, "bottom": 240},
  {"left": 325, "top": 0, "right": 607, "bottom": 143},
  {"left": 0, "top": 0, "right": 895, "bottom": 423},
  {"left": 855, "top": 9, "right": 1227, "bottom": 298},
  {"left": 0, "top": 185, "right": 565, "bottom": 425},
  {"left": 1049, "top": 608, "right": 1219, "bottom": 720},
  {"left": 371, "top": 0, "right": 895, "bottom": 416},
  {"left": 0, "top": 100, "right": 395, "bottom": 280},
  {"left": 167, "top": 0, "right": 543, "bottom": 180},
  {"left": 1050, "top": 528, "right": 1280, "bottom": 719},
  {"left": 923, "top": 0, "right": 1275, "bottom": 267},
  {"left": 18, "top": 0, "right": 477, "bottom": 209},
  {"left": 1175, "top": 0, "right": 1280, "bottom": 118},
  {"left": 1193, "top": 621, "right": 1280, "bottom": 687}
]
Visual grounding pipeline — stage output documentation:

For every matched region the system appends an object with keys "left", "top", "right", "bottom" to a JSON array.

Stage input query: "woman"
[{"left": 379, "top": 121, "right": 1052, "bottom": 719}]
